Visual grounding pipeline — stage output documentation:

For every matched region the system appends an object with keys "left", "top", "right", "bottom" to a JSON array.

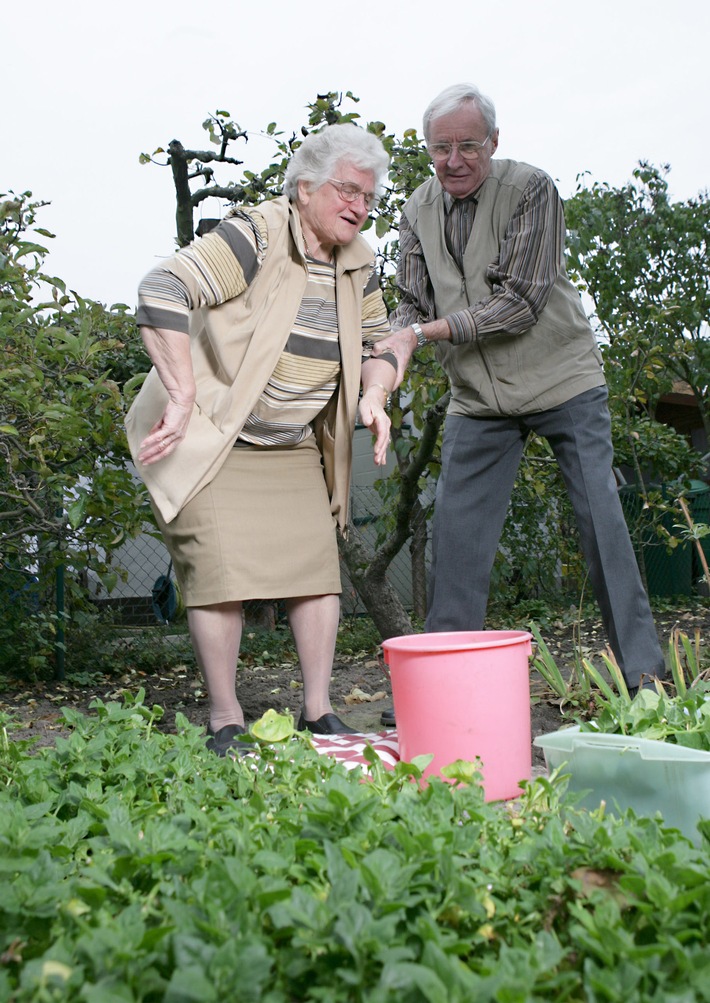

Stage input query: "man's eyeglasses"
[
  {"left": 426, "top": 137, "right": 491, "bottom": 161},
  {"left": 327, "top": 178, "right": 377, "bottom": 210}
]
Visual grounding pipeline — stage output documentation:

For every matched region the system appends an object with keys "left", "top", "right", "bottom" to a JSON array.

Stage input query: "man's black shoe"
[{"left": 380, "top": 707, "right": 396, "bottom": 727}]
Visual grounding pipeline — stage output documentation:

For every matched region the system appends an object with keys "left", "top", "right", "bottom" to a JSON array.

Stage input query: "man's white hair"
[{"left": 423, "top": 84, "right": 497, "bottom": 141}]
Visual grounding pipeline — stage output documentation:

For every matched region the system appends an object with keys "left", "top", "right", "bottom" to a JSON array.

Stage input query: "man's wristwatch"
[{"left": 411, "top": 322, "right": 427, "bottom": 348}]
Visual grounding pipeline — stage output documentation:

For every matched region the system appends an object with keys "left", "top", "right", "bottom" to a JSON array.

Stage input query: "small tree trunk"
[
  {"left": 409, "top": 498, "right": 428, "bottom": 619},
  {"left": 338, "top": 390, "right": 449, "bottom": 639},
  {"left": 338, "top": 529, "right": 414, "bottom": 639},
  {"left": 168, "top": 140, "right": 195, "bottom": 247}
]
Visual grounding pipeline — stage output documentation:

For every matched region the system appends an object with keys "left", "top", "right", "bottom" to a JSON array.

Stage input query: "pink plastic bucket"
[{"left": 382, "top": 630, "right": 533, "bottom": 800}]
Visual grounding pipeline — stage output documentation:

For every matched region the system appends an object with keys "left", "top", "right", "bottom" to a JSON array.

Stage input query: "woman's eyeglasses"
[{"left": 327, "top": 178, "right": 377, "bottom": 210}]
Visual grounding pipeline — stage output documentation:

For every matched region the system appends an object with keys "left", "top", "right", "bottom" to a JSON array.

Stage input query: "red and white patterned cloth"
[{"left": 310, "top": 731, "right": 400, "bottom": 771}]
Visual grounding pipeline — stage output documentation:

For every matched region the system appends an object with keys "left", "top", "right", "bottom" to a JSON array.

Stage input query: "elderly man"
[{"left": 375, "top": 83, "right": 665, "bottom": 717}]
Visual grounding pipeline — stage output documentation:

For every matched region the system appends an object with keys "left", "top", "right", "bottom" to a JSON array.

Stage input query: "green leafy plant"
[
  {"left": 531, "top": 612, "right": 708, "bottom": 695},
  {"left": 574, "top": 623, "right": 710, "bottom": 748},
  {"left": 528, "top": 620, "right": 593, "bottom": 708},
  {"left": 581, "top": 681, "right": 710, "bottom": 749},
  {"left": 1, "top": 192, "right": 152, "bottom": 680},
  {"left": 566, "top": 163, "right": 710, "bottom": 451},
  {"left": 110, "top": 627, "right": 196, "bottom": 676},
  {"left": 529, "top": 624, "right": 569, "bottom": 696},
  {"left": 667, "top": 625, "right": 706, "bottom": 694},
  {"left": 238, "top": 623, "right": 297, "bottom": 666},
  {"left": 2, "top": 695, "right": 710, "bottom": 1000},
  {"left": 0, "top": 194, "right": 149, "bottom": 569},
  {"left": 0, "top": 604, "right": 59, "bottom": 679},
  {"left": 531, "top": 612, "right": 710, "bottom": 754}
]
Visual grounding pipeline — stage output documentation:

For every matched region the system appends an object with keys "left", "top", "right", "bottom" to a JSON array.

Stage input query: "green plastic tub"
[{"left": 534, "top": 726, "right": 710, "bottom": 845}]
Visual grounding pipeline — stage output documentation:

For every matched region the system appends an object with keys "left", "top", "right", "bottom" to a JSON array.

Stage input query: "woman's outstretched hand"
[{"left": 358, "top": 388, "right": 391, "bottom": 466}]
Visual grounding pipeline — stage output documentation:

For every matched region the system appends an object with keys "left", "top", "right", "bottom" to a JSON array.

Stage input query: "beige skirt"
[{"left": 152, "top": 437, "right": 342, "bottom": 606}]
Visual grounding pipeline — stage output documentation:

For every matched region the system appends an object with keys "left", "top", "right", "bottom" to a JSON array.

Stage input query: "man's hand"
[{"left": 370, "top": 329, "right": 417, "bottom": 385}]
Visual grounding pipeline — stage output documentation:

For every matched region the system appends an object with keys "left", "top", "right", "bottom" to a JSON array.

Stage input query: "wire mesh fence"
[
  {"left": 81, "top": 486, "right": 427, "bottom": 628},
  {"left": 85, "top": 482, "right": 706, "bottom": 624},
  {"left": 618, "top": 483, "right": 710, "bottom": 599},
  {"left": 1, "top": 482, "right": 707, "bottom": 679}
]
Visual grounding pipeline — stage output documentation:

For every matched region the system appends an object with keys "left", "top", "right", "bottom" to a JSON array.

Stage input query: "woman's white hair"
[
  {"left": 283, "top": 123, "right": 389, "bottom": 201},
  {"left": 422, "top": 83, "right": 497, "bottom": 141}
]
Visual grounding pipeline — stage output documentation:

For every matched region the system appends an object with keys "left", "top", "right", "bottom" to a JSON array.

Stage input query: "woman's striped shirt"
[{"left": 137, "top": 207, "right": 393, "bottom": 447}]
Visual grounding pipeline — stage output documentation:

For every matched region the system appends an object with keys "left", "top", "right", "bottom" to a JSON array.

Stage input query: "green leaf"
[
  {"left": 250, "top": 708, "right": 295, "bottom": 743},
  {"left": 375, "top": 214, "right": 390, "bottom": 239},
  {"left": 441, "top": 758, "right": 484, "bottom": 786},
  {"left": 66, "top": 496, "right": 88, "bottom": 530}
]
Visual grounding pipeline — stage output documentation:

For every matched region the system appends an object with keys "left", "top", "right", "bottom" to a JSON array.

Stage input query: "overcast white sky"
[{"left": 3, "top": 0, "right": 709, "bottom": 309}]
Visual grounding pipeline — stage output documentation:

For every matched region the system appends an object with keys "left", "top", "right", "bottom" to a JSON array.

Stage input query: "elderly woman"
[{"left": 126, "top": 124, "right": 398, "bottom": 756}]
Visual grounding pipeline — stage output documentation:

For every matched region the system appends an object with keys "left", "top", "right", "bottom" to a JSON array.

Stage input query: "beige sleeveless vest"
[
  {"left": 125, "top": 197, "right": 373, "bottom": 528},
  {"left": 404, "top": 160, "right": 604, "bottom": 416}
]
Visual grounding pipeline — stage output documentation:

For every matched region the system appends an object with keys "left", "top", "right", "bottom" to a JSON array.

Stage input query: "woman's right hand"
[
  {"left": 137, "top": 326, "right": 196, "bottom": 465},
  {"left": 137, "top": 397, "right": 193, "bottom": 466}
]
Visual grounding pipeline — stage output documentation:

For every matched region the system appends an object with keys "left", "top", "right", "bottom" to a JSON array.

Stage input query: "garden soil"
[{"left": 2, "top": 603, "right": 708, "bottom": 771}]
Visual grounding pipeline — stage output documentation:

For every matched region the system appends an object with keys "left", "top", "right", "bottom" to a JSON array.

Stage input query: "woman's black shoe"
[
  {"left": 206, "top": 723, "right": 254, "bottom": 757},
  {"left": 297, "top": 712, "right": 359, "bottom": 735}
]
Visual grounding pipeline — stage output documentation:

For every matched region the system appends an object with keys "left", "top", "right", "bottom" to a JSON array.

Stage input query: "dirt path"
[{"left": 2, "top": 603, "right": 708, "bottom": 771}]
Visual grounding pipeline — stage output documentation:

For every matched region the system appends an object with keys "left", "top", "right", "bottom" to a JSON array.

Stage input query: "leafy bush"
[
  {"left": 2, "top": 695, "right": 710, "bottom": 1000},
  {"left": 0, "top": 193, "right": 149, "bottom": 586},
  {"left": 0, "top": 598, "right": 163, "bottom": 685},
  {"left": 238, "top": 623, "right": 297, "bottom": 667},
  {"left": 109, "top": 628, "right": 196, "bottom": 677},
  {"left": 0, "top": 606, "right": 58, "bottom": 679},
  {"left": 336, "top": 615, "right": 384, "bottom": 657}
]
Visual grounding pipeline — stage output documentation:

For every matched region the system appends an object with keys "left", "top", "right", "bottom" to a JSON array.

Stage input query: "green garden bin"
[
  {"left": 619, "top": 484, "right": 693, "bottom": 597},
  {"left": 535, "top": 726, "right": 710, "bottom": 845},
  {"left": 688, "top": 480, "right": 710, "bottom": 591}
]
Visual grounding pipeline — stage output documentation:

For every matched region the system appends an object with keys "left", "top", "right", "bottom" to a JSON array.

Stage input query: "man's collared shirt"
[
  {"left": 443, "top": 190, "right": 478, "bottom": 272},
  {"left": 391, "top": 168, "right": 565, "bottom": 344}
]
